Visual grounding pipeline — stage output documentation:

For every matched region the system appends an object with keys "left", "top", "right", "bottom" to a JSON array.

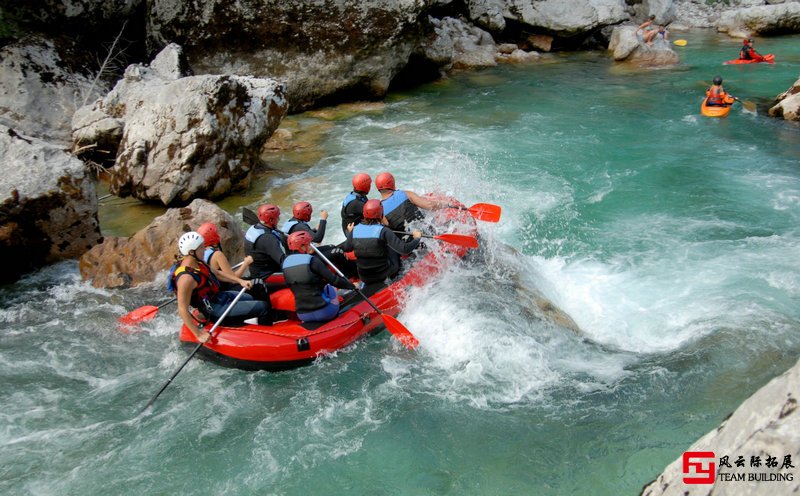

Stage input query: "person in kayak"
[
  {"left": 245, "top": 204, "right": 287, "bottom": 280},
  {"left": 341, "top": 173, "right": 371, "bottom": 236},
  {"left": 282, "top": 231, "right": 356, "bottom": 323},
  {"left": 376, "top": 172, "right": 443, "bottom": 233},
  {"left": 706, "top": 76, "right": 736, "bottom": 107},
  {"left": 740, "top": 38, "right": 764, "bottom": 61},
  {"left": 282, "top": 201, "right": 328, "bottom": 243},
  {"left": 340, "top": 199, "right": 422, "bottom": 296},
  {"left": 171, "top": 231, "right": 272, "bottom": 343}
]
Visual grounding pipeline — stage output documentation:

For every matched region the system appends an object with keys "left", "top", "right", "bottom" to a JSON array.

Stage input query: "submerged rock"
[
  {"left": 79, "top": 199, "right": 244, "bottom": 288},
  {"left": 0, "top": 124, "right": 100, "bottom": 284}
]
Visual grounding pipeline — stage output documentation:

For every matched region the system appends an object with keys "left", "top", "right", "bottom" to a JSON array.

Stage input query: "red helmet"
[
  {"left": 352, "top": 173, "right": 371, "bottom": 193},
  {"left": 375, "top": 172, "right": 396, "bottom": 191},
  {"left": 197, "top": 222, "right": 221, "bottom": 247},
  {"left": 287, "top": 231, "right": 313, "bottom": 251},
  {"left": 292, "top": 201, "right": 313, "bottom": 222},
  {"left": 257, "top": 204, "right": 280, "bottom": 226},
  {"left": 362, "top": 199, "right": 384, "bottom": 220}
]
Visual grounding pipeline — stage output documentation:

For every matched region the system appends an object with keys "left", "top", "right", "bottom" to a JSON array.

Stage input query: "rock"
[
  {"left": 527, "top": 34, "right": 554, "bottom": 52},
  {"left": 72, "top": 44, "right": 288, "bottom": 206},
  {"left": 640, "top": 357, "right": 800, "bottom": 495},
  {"left": 632, "top": 0, "right": 676, "bottom": 24},
  {"left": 424, "top": 17, "right": 498, "bottom": 71},
  {"left": 608, "top": 25, "right": 679, "bottom": 66},
  {"left": 497, "top": 48, "right": 541, "bottom": 63},
  {"left": 79, "top": 199, "right": 244, "bottom": 288},
  {"left": 768, "top": 76, "right": 800, "bottom": 121},
  {"left": 0, "top": 37, "right": 97, "bottom": 144},
  {"left": 609, "top": 25, "right": 642, "bottom": 60},
  {"left": 497, "top": 43, "right": 518, "bottom": 55},
  {"left": 0, "top": 124, "right": 101, "bottom": 284},
  {"left": 717, "top": 3, "right": 800, "bottom": 36},
  {"left": 498, "top": 0, "right": 629, "bottom": 37},
  {"left": 466, "top": 0, "right": 507, "bottom": 32}
]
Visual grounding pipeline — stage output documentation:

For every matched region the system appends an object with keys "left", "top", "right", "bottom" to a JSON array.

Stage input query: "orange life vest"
[
  {"left": 706, "top": 85, "right": 730, "bottom": 106},
  {"left": 169, "top": 259, "right": 220, "bottom": 311}
]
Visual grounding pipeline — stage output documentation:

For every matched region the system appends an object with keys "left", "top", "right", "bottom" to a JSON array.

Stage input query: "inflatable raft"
[
  {"left": 179, "top": 198, "right": 478, "bottom": 370},
  {"left": 701, "top": 97, "right": 731, "bottom": 118},
  {"left": 723, "top": 54, "right": 775, "bottom": 65}
]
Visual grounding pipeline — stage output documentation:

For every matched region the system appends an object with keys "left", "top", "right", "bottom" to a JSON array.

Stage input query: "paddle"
[
  {"left": 673, "top": 39, "right": 687, "bottom": 47},
  {"left": 140, "top": 286, "right": 248, "bottom": 415},
  {"left": 119, "top": 261, "right": 246, "bottom": 326},
  {"left": 447, "top": 203, "right": 501, "bottom": 223},
  {"left": 243, "top": 207, "right": 259, "bottom": 225},
  {"left": 392, "top": 231, "right": 479, "bottom": 248},
  {"left": 309, "top": 244, "right": 419, "bottom": 350}
]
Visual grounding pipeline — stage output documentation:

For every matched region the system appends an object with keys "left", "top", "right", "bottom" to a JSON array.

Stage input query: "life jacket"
[
  {"left": 351, "top": 223, "right": 389, "bottom": 283},
  {"left": 167, "top": 259, "right": 220, "bottom": 312},
  {"left": 341, "top": 191, "right": 368, "bottom": 233},
  {"left": 740, "top": 46, "right": 753, "bottom": 60},
  {"left": 244, "top": 223, "right": 286, "bottom": 277},
  {"left": 381, "top": 190, "right": 421, "bottom": 232},
  {"left": 706, "top": 85, "right": 728, "bottom": 106},
  {"left": 281, "top": 218, "right": 304, "bottom": 234},
  {"left": 282, "top": 253, "right": 334, "bottom": 313},
  {"left": 202, "top": 246, "right": 218, "bottom": 265}
]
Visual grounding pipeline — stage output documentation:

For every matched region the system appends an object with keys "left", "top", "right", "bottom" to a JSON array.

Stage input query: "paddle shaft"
[
  {"left": 309, "top": 245, "right": 384, "bottom": 315},
  {"left": 140, "top": 286, "right": 248, "bottom": 414}
]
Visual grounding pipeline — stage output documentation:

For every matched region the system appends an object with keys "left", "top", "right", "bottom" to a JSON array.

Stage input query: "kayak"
[
  {"left": 178, "top": 197, "right": 478, "bottom": 370},
  {"left": 701, "top": 97, "right": 731, "bottom": 118},
  {"left": 723, "top": 54, "right": 775, "bottom": 65}
]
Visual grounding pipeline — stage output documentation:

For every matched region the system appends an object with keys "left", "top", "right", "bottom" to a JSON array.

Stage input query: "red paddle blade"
[
  {"left": 118, "top": 305, "right": 159, "bottom": 326},
  {"left": 468, "top": 203, "right": 501, "bottom": 222},
  {"left": 380, "top": 314, "right": 419, "bottom": 350},
  {"left": 434, "top": 234, "right": 479, "bottom": 248}
]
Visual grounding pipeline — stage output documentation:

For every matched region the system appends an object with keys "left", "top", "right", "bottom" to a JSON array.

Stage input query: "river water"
[{"left": 2, "top": 31, "right": 800, "bottom": 495}]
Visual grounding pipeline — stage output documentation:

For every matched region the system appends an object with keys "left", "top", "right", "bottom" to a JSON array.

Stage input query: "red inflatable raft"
[
  {"left": 723, "top": 54, "right": 775, "bottom": 65},
  {"left": 179, "top": 197, "right": 478, "bottom": 370}
]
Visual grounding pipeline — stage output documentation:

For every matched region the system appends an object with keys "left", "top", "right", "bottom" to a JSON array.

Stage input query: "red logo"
[{"left": 683, "top": 451, "right": 716, "bottom": 484}]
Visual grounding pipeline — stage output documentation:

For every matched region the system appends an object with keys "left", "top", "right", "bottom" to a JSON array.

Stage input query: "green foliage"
[{"left": 0, "top": 6, "right": 23, "bottom": 42}]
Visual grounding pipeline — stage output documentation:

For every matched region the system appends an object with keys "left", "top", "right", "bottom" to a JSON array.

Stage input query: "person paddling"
[
  {"left": 197, "top": 222, "right": 253, "bottom": 290},
  {"left": 341, "top": 173, "right": 371, "bottom": 236},
  {"left": 376, "top": 172, "right": 443, "bottom": 233},
  {"left": 706, "top": 76, "right": 736, "bottom": 107},
  {"left": 282, "top": 231, "right": 356, "bottom": 323},
  {"left": 740, "top": 38, "right": 764, "bottom": 61},
  {"left": 245, "top": 204, "right": 287, "bottom": 280},
  {"left": 340, "top": 199, "right": 422, "bottom": 296},
  {"left": 282, "top": 201, "right": 328, "bottom": 243},
  {"left": 171, "top": 232, "right": 272, "bottom": 343}
]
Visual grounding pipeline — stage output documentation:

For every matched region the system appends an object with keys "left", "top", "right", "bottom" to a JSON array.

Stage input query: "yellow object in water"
[{"left": 673, "top": 39, "right": 687, "bottom": 46}]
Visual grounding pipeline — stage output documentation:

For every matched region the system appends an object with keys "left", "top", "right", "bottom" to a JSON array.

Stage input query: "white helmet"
[{"left": 178, "top": 231, "right": 205, "bottom": 256}]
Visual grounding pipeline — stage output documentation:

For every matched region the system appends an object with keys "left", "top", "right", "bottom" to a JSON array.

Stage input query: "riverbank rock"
[
  {"left": 717, "top": 2, "right": 800, "bottom": 36},
  {"left": 423, "top": 16, "right": 498, "bottom": 71},
  {"left": 768, "top": 76, "right": 800, "bottom": 121},
  {"left": 0, "top": 37, "right": 96, "bottom": 144},
  {"left": 640, "top": 357, "right": 800, "bottom": 495},
  {"left": 608, "top": 26, "right": 679, "bottom": 66},
  {"left": 497, "top": 0, "right": 629, "bottom": 37},
  {"left": 72, "top": 44, "right": 288, "bottom": 206},
  {"left": 0, "top": 124, "right": 100, "bottom": 284},
  {"left": 79, "top": 199, "right": 244, "bottom": 288}
]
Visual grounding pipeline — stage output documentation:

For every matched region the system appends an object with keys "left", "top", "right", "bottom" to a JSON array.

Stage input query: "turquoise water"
[{"left": 2, "top": 31, "right": 800, "bottom": 495}]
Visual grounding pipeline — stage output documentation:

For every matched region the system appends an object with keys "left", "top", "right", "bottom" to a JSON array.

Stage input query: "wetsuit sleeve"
[
  {"left": 310, "top": 257, "right": 355, "bottom": 289},
  {"left": 382, "top": 228, "right": 420, "bottom": 255},
  {"left": 313, "top": 219, "right": 326, "bottom": 244},
  {"left": 340, "top": 232, "right": 354, "bottom": 253},
  {"left": 255, "top": 234, "right": 286, "bottom": 268}
]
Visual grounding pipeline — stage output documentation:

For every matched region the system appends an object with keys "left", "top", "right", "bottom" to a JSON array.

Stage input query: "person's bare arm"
[
  {"left": 176, "top": 276, "right": 209, "bottom": 342},
  {"left": 406, "top": 190, "right": 442, "bottom": 210},
  {"left": 210, "top": 251, "right": 252, "bottom": 289}
]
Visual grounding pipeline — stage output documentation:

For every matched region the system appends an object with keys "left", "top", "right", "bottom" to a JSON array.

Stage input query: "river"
[{"left": 2, "top": 31, "right": 800, "bottom": 495}]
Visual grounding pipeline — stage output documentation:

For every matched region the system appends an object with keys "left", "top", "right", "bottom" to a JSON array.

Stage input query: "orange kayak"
[
  {"left": 723, "top": 54, "right": 775, "bottom": 65},
  {"left": 701, "top": 97, "right": 731, "bottom": 118}
]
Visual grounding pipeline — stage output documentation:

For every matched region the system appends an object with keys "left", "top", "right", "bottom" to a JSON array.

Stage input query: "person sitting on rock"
[
  {"left": 340, "top": 199, "right": 422, "bottom": 296},
  {"left": 282, "top": 201, "right": 327, "bottom": 243},
  {"left": 644, "top": 24, "right": 668, "bottom": 45},
  {"left": 706, "top": 76, "right": 736, "bottom": 107},
  {"left": 376, "top": 172, "right": 444, "bottom": 233},
  {"left": 282, "top": 231, "right": 356, "bottom": 323},
  {"left": 636, "top": 15, "right": 656, "bottom": 42},
  {"left": 341, "top": 173, "right": 371, "bottom": 236},
  {"left": 170, "top": 231, "right": 272, "bottom": 342},
  {"left": 245, "top": 204, "right": 287, "bottom": 280}
]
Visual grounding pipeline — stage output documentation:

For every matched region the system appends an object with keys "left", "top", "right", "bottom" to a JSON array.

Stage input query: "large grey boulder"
[
  {"left": 145, "top": 0, "right": 436, "bottom": 111},
  {"left": 768, "top": 76, "right": 800, "bottom": 121},
  {"left": 497, "top": 0, "right": 629, "bottom": 37},
  {"left": 0, "top": 125, "right": 101, "bottom": 284},
  {"left": 0, "top": 37, "right": 97, "bottom": 144},
  {"left": 423, "top": 17, "right": 498, "bottom": 70},
  {"left": 79, "top": 199, "right": 244, "bottom": 289},
  {"left": 641, "top": 357, "right": 800, "bottom": 495},
  {"left": 608, "top": 25, "right": 679, "bottom": 65},
  {"left": 72, "top": 44, "right": 288, "bottom": 206},
  {"left": 717, "top": 2, "right": 800, "bottom": 35}
]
